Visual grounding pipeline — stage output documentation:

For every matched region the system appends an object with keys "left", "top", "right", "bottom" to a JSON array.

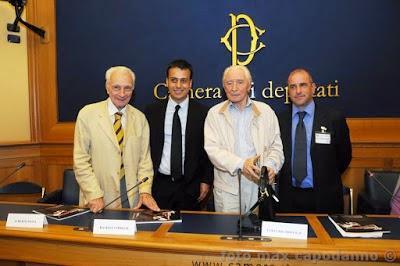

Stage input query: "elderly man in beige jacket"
[
  {"left": 73, "top": 66, "right": 159, "bottom": 213},
  {"left": 204, "top": 65, "right": 284, "bottom": 213}
]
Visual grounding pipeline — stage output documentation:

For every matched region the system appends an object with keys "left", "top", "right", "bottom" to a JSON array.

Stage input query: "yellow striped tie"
[
  {"left": 114, "top": 112, "right": 130, "bottom": 208},
  {"left": 114, "top": 112, "right": 124, "bottom": 178}
]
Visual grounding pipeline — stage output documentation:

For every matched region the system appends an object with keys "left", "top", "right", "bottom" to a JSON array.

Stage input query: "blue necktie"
[{"left": 293, "top": 111, "right": 307, "bottom": 186}]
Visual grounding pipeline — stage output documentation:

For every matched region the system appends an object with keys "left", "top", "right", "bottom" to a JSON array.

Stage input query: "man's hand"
[
  {"left": 267, "top": 167, "right": 276, "bottom": 184},
  {"left": 242, "top": 155, "right": 261, "bottom": 182},
  {"left": 88, "top": 197, "right": 105, "bottom": 213},
  {"left": 197, "top": 182, "right": 210, "bottom": 202},
  {"left": 134, "top": 193, "right": 160, "bottom": 211}
]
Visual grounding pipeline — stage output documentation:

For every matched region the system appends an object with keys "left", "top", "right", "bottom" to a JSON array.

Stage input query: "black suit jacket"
[
  {"left": 277, "top": 103, "right": 352, "bottom": 213},
  {"left": 144, "top": 99, "right": 213, "bottom": 199}
]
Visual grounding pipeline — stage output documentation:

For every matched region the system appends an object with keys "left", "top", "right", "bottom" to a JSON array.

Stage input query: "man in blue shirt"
[{"left": 277, "top": 68, "right": 352, "bottom": 213}]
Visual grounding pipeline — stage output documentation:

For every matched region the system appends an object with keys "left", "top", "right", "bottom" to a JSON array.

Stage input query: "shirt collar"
[
  {"left": 168, "top": 95, "right": 189, "bottom": 110},
  {"left": 228, "top": 97, "right": 253, "bottom": 111},
  {"left": 292, "top": 100, "right": 315, "bottom": 119}
]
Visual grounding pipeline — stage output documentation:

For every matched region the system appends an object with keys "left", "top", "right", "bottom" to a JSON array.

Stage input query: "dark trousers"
[
  {"left": 152, "top": 172, "right": 199, "bottom": 211},
  {"left": 281, "top": 186, "right": 318, "bottom": 213}
]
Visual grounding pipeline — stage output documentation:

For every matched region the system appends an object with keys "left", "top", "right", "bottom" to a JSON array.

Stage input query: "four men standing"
[{"left": 73, "top": 64, "right": 351, "bottom": 214}]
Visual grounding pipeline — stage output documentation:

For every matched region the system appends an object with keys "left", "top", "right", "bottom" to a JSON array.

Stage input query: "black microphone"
[
  {"left": 245, "top": 166, "right": 268, "bottom": 214},
  {"left": 74, "top": 177, "right": 149, "bottom": 232},
  {"left": 0, "top": 162, "right": 26, "bottom": 184},
  {"left": 101, "top": 176, "right": 149, "bottom": 211},
  {"left": 258, "top": 166, "right": 276, "bottom": 221},
  {"left": 259, "top": 166, "right": 267, "bottom": 193}
]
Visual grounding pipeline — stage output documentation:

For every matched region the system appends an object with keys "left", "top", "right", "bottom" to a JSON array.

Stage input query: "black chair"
[
  {"left": 38, "top": 169, "right": 80, "bottom": 205},
  {"left": 0, "top": 181, "right": 43, "bottom": 194},
  {"left": 357, "top": 170, "right": 400, "bottom": 214}
]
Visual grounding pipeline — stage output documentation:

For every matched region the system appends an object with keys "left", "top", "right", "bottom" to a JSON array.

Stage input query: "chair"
[
  {"left": 0, "top": 181, "right": 44, "bottom": 202},
  {"left": 38, "top": 169, "right": 80, "bottom": 205},
  {"left": 357, "top": 169, "right": 400, "bottom": 214},
  {"left": 343, "top": 185, "right": 354, "bottom": 215}
]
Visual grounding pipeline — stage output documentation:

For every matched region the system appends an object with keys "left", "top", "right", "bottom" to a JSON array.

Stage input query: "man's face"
[
  {"left": 223, "top": 68, "right": 251, "bottom": 108},
  {"left": 287, "top": 70, "right": 316, "bottom": 108},
  {"left": 106, "top": 70, "right": 134, "bottom": 110},
  {"left": 166, "top": 67, "right": 192, "bottom": 103}
]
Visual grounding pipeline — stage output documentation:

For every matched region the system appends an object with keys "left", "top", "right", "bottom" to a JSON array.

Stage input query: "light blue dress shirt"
[{"left": 229, "top": 99, "right": 256, "bottom": 162}]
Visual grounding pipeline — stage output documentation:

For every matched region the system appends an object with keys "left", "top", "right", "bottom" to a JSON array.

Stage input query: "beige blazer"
[{"left": 73, "top": 100, "right": 153, "bottom": 208}]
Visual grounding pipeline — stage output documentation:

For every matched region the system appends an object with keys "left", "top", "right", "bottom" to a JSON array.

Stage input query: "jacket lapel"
[
  {"left": 97, "top": 101, "right": 120, "bottom": 150},
  {"left": 157, "top": 101, "right": 168, "bottom": 160},
  {"left": 125, "top": 106, "right": 136, "bottom": 140}
]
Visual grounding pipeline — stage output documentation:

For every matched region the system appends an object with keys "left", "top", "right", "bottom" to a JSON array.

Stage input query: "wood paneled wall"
[{"left": 0, "top": 0, "right": 399, "bottom": 210}]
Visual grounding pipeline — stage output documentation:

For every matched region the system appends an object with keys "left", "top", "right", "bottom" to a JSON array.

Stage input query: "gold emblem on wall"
[{"left": 221, "top": 13, "right": 266, "bottom": 66}]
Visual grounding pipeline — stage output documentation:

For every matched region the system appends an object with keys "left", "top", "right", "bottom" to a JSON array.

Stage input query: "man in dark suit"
[
  {"left": 277, "top": 68, "right": 352, "bottom": 213},
  {"left": 144, "top": 59, "right": 213, "bottom": 210}
]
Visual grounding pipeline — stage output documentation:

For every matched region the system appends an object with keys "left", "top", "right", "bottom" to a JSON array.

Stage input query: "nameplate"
[
  {"left": 6, "top": 213, "right": 48, "bottom": 228},
  {"left": 262, "top": 221, "right": 308, "bottom": 240},
  {"left": 315, "top": 132, "right": 331, "bottom": 144},
  {"left": 93, "top": 219, "right": 137, "bottom": 235}
]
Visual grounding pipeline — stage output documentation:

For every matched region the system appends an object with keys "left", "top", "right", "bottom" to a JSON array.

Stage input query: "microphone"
[
  {"left": 74, "top": 177, "right": 149, "bottom": 232},
  {"left": 0, "top": 162, "right": 26, "bottom": 184},
  {"left": 258, "top": 166, "right": 276, "bottom": 221},
  {"left": 101, "top": 176, "right": 149, "bottom": 211},
  {"left": 259, "top": 166, "right": 267, "bottom": 193}
]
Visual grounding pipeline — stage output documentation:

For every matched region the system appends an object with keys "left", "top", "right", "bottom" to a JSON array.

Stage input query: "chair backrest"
[
  {"left": 62, "top": 169, "right": 80, "bottom": 205},
  {"left": 0, "top": 181, "right": 42, "bottom": 194},
  {"left": 364, "top": 170, "right": 400, "bottom": 205}
]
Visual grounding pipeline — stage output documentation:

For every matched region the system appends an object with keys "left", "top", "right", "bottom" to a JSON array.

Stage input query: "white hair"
[
  {"left": 222, "top": 65, "right": 253, "bottom": 84},
  {"left": 105, "top": 66, "right": 136, "bottom": 84}
]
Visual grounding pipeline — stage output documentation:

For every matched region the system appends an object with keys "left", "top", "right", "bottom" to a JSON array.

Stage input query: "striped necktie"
[{"left": 114, "top": 112, "right": 129, "bottom": 208}]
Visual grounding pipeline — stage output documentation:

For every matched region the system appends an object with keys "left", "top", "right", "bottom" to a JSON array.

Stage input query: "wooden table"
[{"left": 0, "top": 202, "right": 399, "bottom": 265}]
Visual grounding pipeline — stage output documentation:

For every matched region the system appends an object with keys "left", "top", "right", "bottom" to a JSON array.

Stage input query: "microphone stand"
[
  {"left": 74, "top": 177, "right": 149, "bottom": 232},
  {"left": 238, "top": 169, "right": 243, "bottom": 240},
  {"left": 220, "top": 169, "right": 271, "bottom": 242}
]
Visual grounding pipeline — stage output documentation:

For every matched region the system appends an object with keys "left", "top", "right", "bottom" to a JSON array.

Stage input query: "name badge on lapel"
[{"left": 315, "top": 126, "right": 331, "bottom": 144}]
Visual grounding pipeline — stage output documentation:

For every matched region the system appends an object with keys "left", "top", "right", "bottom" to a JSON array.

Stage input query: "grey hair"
[
  {"left": 222, "top": 65, "right": 253, "bottom": 84},
  {"left": 105, "top": 66, "right": 136, "bottom": 84}
]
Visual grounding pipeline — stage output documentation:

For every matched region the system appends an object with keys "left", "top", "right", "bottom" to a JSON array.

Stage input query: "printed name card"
[
  {"left": 262, "top": 221, "right": 308, "bottom": 240},
  {"left": 6, "top": 213, "right": 48, "bottom": 228},
  {"left": 93, "top": 219, "right": 137, "bottom": 235}
]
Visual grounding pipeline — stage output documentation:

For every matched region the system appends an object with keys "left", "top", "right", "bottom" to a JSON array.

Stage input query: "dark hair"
[{"left": 166, "top": 59, "right": 193, "bottom": 79}]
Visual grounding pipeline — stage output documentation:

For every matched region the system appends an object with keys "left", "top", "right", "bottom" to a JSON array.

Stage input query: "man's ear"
[{"left": 311, "top": 82, "right": 317, "bottom": 94}]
